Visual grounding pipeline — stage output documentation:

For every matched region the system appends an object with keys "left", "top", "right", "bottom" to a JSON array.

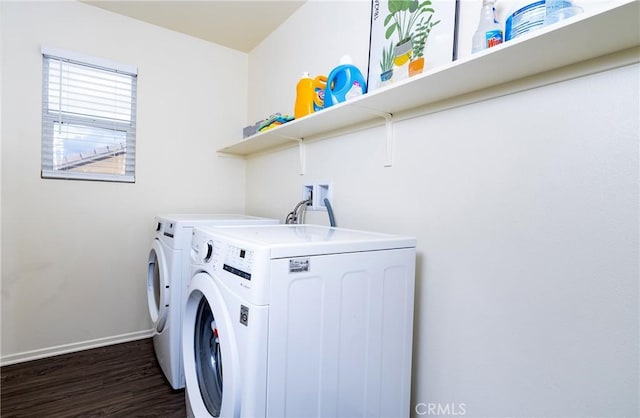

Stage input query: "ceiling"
[{"left": 82, "top": 0, "right": 306, "bottom": 53}]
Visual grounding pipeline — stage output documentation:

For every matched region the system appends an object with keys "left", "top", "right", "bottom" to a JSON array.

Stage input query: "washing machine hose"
[{"left": 324, "top": 198, "right": 336, "bottom": 227}]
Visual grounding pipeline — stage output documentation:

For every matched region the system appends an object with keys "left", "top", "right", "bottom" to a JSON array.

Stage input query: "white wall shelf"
[{"left": 217, "top": 0, "right": 640, "bottom": 158}]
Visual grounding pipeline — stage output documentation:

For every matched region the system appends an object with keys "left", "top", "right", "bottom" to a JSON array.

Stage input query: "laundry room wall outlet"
[
  {"left": 316, "top": 182, "right": 332, "bottom": 211},
  {"left": 302, "top": 184, "right": 314, "bottom": 209}
]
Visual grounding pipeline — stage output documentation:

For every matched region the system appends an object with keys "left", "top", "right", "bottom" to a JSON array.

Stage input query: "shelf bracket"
[{"left": 281, "top": 135, "right": 306, "bottom": 175}]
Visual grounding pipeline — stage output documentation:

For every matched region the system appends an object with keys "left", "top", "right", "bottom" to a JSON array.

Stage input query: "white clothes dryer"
[
  {"left": 147, "top": 214, "right": 278, "bottom": 390},
  {"left": 183, "top": 224, "right": 416, "bottom": 417}
]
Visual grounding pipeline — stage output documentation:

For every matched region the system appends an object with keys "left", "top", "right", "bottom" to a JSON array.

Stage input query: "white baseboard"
[{"left": 0, "top": 329, "right": 155, "bottom": 367}]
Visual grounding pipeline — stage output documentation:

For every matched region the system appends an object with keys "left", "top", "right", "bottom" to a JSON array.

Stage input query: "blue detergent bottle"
[{"left": 324, "top": 56, "right": 368, "bottom": 109}]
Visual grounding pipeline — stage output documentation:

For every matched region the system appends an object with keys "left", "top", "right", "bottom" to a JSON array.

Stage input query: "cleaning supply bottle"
[
  {"left": 544, "top": 0, "right": 582, "bottom": 26},
  {"left": 324, "top": 56, "right": 367, "bottom": 109},
  {"left": 501, "top": 0, "right": 546, "bottom": 41},
  {"left": 472, "top": 0, "right": 503, "bottom": 54},
  {"left": 313, "top": 75, "right": 328, "bottom": 112},
  {"left": 295, "top": 73, "right": 328, "bottom": 119},
  {"left": 294, "top": 72, "right": 315, "bottom": 119}
]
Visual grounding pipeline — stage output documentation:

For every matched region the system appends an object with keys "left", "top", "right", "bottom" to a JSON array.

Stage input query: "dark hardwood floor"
[{"left": 1, "top": 338, "right": 186, "bottom": 417}]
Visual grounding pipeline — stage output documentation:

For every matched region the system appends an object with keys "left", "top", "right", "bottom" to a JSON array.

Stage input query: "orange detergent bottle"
[{"left": 294, "top": 73, "right": 327, "bottom": 119}]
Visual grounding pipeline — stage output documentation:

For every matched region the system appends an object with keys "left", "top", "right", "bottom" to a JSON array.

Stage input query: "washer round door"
[
  {"left": 183, "top": 272, "right": 241, "bottom": 418},
  {"left": 147, "top": 239, "right": 169, "bottom": 333}
]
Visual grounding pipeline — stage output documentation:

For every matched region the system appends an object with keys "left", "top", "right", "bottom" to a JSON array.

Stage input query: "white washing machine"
[
  {"left": 183, "top": 224, "right": 416, "bottom": 417},
  {"left": 147, "top": 214, "right": 278, "bottom": 390}
]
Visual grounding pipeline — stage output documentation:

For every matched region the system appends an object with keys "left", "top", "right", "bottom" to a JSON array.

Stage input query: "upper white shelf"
[{"left": 218, "top": 0, "right": 640, "bottom": 157}]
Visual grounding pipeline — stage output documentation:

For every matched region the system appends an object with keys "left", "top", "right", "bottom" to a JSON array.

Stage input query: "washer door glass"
[
  {"left": 147, "top": 240, "right": 169, "bottom": 332},
  {"left": 194, "top": 297, "right": 224, "bottom": 417}
]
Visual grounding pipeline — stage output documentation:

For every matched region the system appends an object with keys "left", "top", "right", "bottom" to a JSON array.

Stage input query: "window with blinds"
[{"left": 41, "top": 47, "right": 137, "bottom": 182}]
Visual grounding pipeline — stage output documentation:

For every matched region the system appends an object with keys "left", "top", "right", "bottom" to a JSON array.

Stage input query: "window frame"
[{"left": 41, "top": 46, "right": 138, "bottom": 183}]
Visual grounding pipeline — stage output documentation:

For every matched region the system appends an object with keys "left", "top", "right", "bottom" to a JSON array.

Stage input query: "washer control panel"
[{"left": 222, "top": 245, "right": 254, "bottom": 280}]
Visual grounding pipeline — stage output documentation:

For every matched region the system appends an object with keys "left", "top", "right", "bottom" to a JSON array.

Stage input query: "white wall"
[
  {"left": 247, "top": 1, "right": 639, "bottom": 417},
  {"left": 1, "top": 0, "right": 637, "bottom": 415},
  {"left": 1, "top": 1, "right": 249, "bottom": 362}
]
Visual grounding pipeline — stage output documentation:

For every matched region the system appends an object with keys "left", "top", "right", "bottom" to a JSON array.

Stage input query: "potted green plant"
[
  {"left": 409, "top": 14, "right": 440, "bottom": 76},
  {"left": 384, "top": 0, "right": 436, "bottom": 66},
  {"left": 380, "top": 42, "right": 395, "bottom": 84}
]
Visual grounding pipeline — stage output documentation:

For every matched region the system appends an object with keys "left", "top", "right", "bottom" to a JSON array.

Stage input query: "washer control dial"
[{"left": 202, "top": 240, "right": 214, "bottom": 263}]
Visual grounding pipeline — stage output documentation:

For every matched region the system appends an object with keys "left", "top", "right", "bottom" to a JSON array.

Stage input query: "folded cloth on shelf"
[
  {"left": 243, "top": 121, "right": 261, "bottom": 138},
  {"left": 258, "top": 113, "right": 294, "bottom": 132}
]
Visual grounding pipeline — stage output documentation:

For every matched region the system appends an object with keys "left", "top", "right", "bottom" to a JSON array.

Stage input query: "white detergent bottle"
[{"left": 472, "top": 0, "right": 504, "bottom": 53}]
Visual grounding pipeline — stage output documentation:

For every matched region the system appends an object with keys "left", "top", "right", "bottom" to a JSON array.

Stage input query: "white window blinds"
[{"left": 41, "top": 47, "right": 137, "bottom": 182}]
